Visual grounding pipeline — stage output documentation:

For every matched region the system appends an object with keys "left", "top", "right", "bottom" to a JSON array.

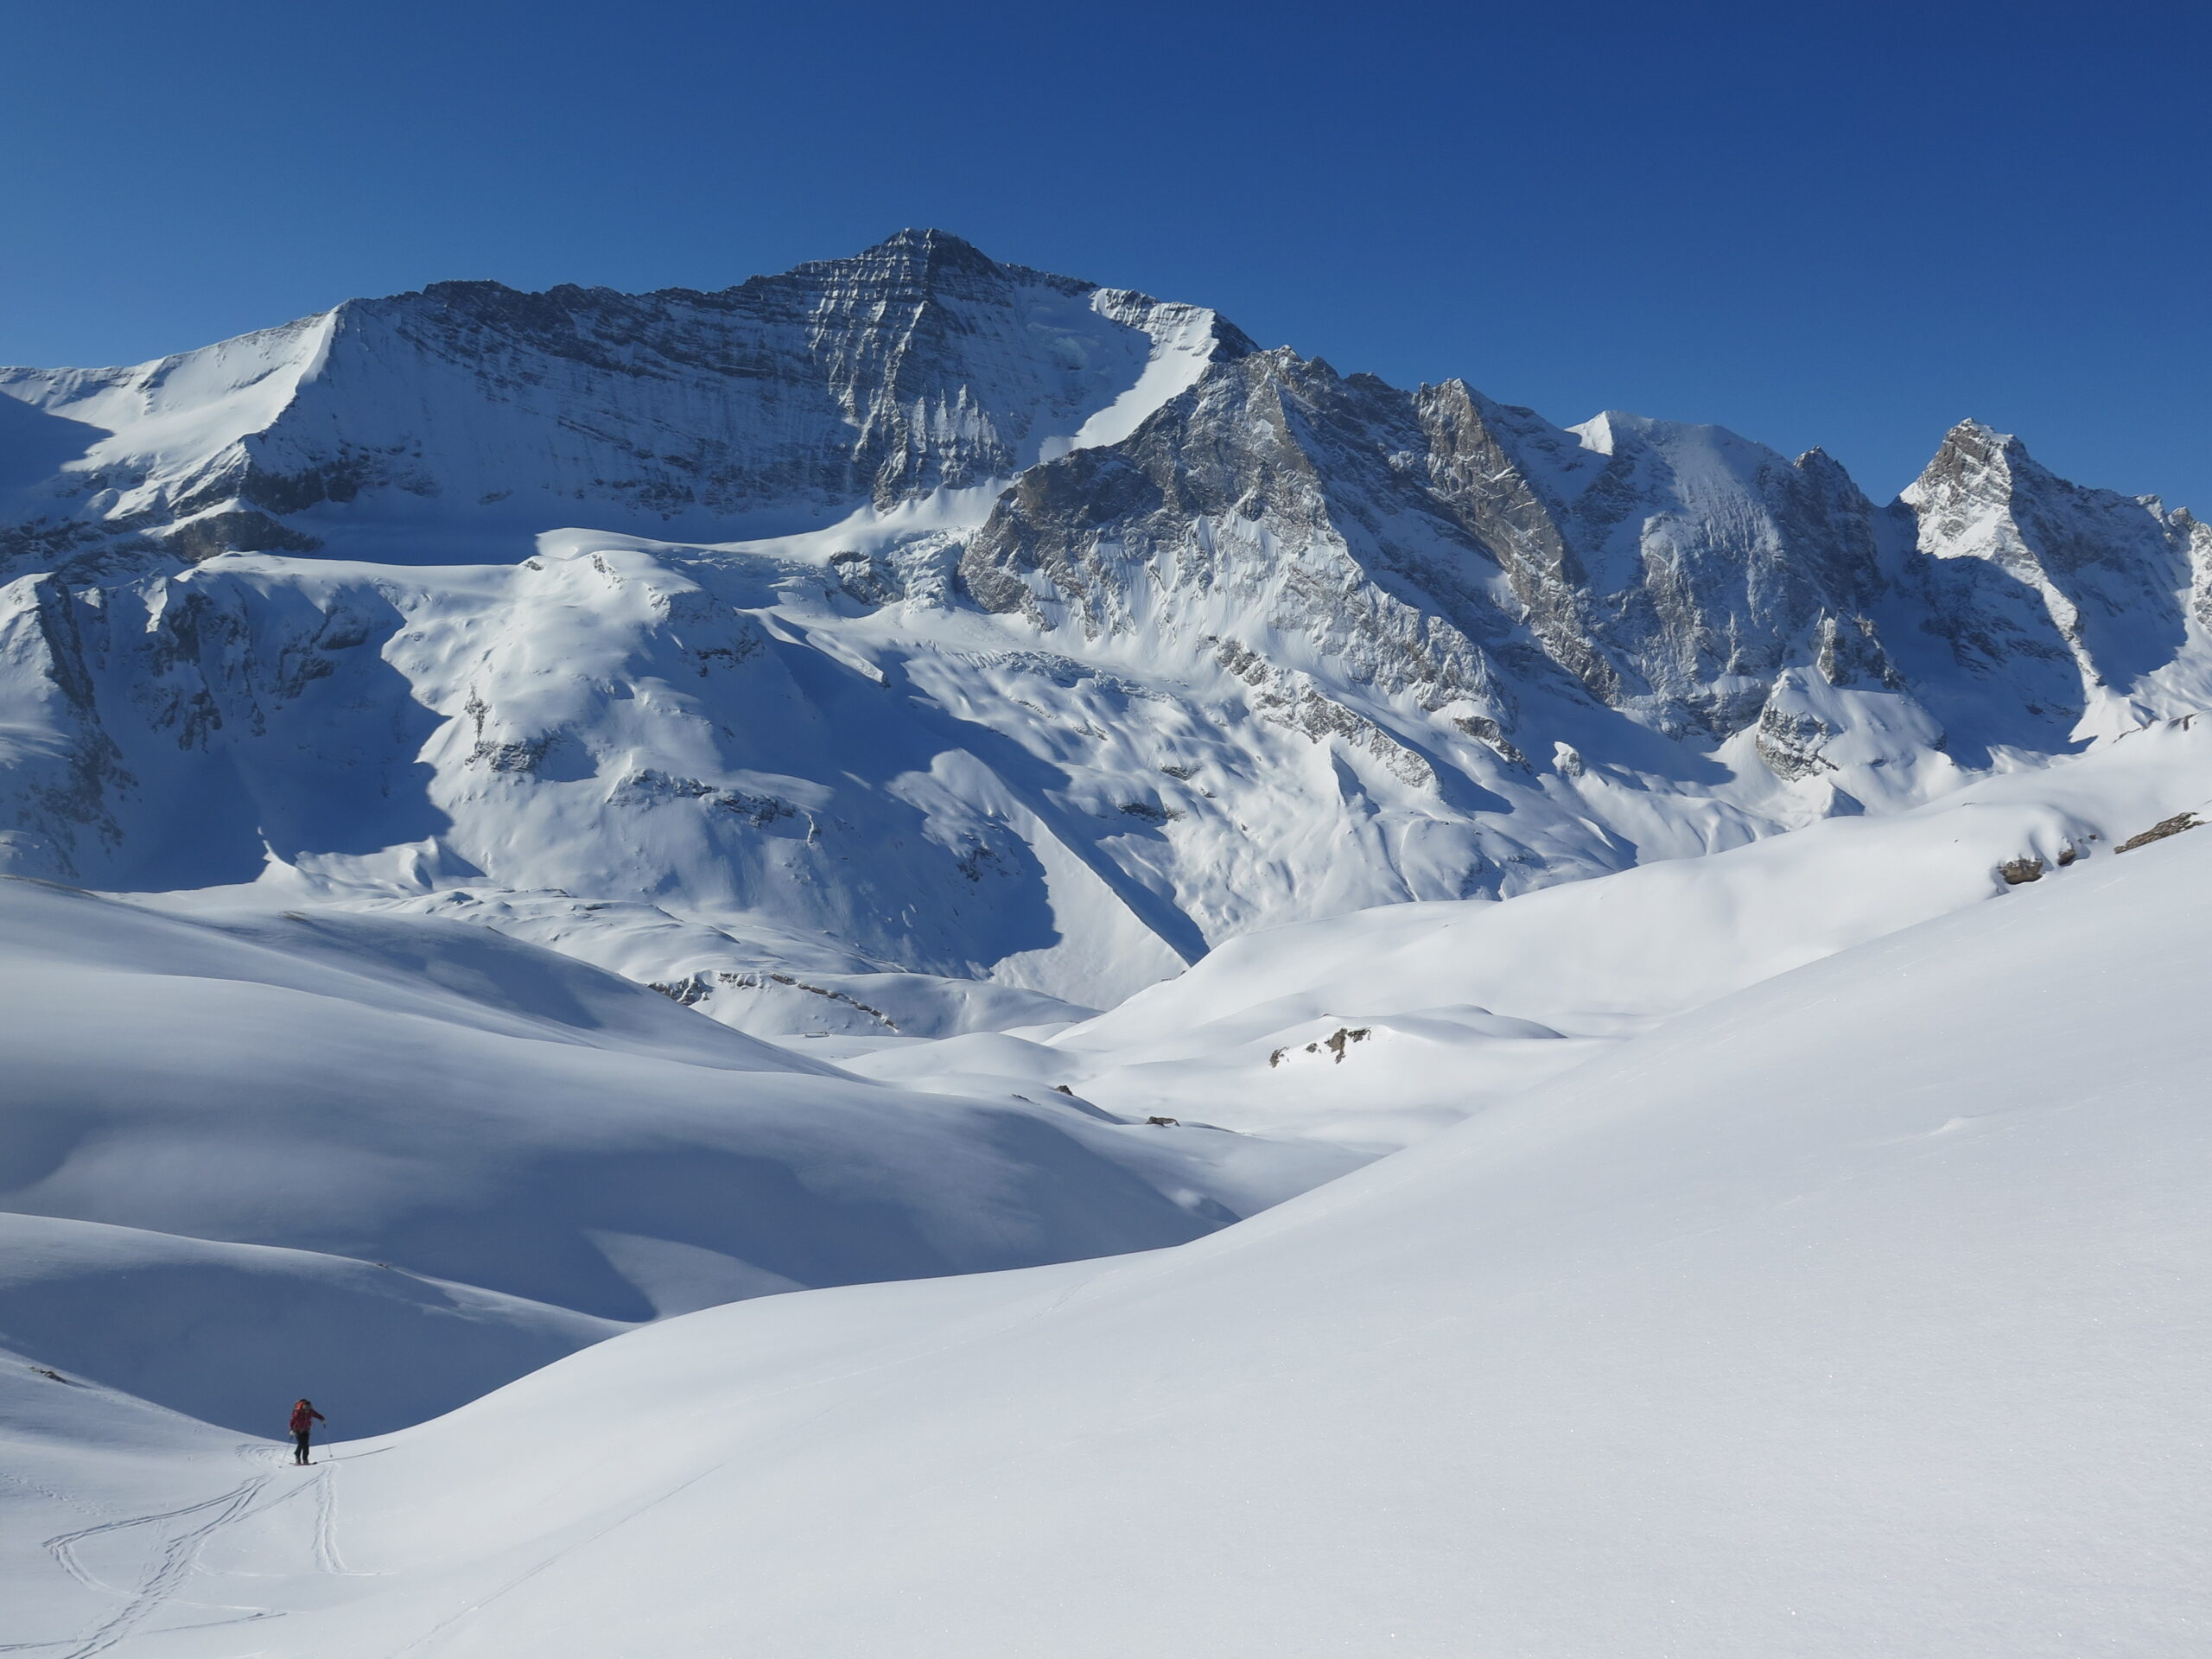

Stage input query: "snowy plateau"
[{"left": 0, "top": 229, "right": 2207, "bottom": 1655}]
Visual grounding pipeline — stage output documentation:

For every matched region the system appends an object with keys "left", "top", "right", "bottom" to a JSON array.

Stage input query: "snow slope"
[
  {"left": 0, "top": 876, "right": 1356, "bottom": 1433},
  {"left": 0, "top": 1214, "right": 619, "bottom": 1442},
  {"left": 8, "top": 778, "right": 2208, "bottom": 1656},
  {"left": 841, "top": 712, "right": 2212, "bottom": 1147}
]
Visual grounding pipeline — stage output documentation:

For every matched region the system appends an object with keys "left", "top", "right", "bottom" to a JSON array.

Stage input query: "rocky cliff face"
[
  {"left": 0, "top": 230, "right": 1249, "bottom": 569},
  {"left": 1888, "top": 419, "right": 2212, "bottom": 748},
  {"left": 1, "top": 232, "right": 2205, "bottom": 1018},
  {"left": 962, "top": 358, "right": 1903, "bottom": 748}
]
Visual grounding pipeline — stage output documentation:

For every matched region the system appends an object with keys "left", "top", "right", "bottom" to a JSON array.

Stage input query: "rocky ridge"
[{"left": 1, "top": 231, "right": 2206, "bottom": 1018}]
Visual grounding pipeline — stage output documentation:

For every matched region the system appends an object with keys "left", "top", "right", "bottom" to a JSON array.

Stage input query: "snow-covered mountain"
[
  {"left": 0, "top": 231, "right": 1243, "bottom": 565},
  {"left": 3, "top": 230, "right": 2207, "bottom": 1017},
  {"left": 3, "top": 235, "right": 2211, "bottom": 1653}
]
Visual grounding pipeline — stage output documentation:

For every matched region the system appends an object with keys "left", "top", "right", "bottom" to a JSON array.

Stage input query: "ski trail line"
[
  {"left": 39, "top": 1475, "right": 269, "bottom": 1658},
  {"left": 386, "top": 1272, "right": 1117, "bottom": 1650},
  {"left": 389, "top": 1463, "right": 726, "bottom": 1657},
  {"left": 313, "top": 1465, "right": 348, "bottom": 1574},
  {"left": 43, "top": 1480, "right": 264, "bottom": 1595}
]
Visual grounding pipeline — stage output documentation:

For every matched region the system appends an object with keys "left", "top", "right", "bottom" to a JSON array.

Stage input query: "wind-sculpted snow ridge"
[{"left": 7, "top": 783, "right": 2209, "bottom": 1656}]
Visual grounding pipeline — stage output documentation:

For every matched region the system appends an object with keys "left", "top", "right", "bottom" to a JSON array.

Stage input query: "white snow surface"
[
  {"left": 832, "top": 714, "right": 2212, "bottom": 1148},
  {"left": 0, "top": 875, "right": 1355, "bottom": 1435},
  {"left": 3, "top": 231, "right": 2210, "bottom": 1650},
  {"left": 5, "top": 789, "right": 2208, "bottom": 1656}
]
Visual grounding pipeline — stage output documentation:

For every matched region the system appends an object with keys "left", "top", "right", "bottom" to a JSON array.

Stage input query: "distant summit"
[{"left": 0, "top": 233, "right": 2205, "bottom": 1009}]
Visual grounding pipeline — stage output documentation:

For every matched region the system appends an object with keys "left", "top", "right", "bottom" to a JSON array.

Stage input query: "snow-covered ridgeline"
[
  {"left": 0, "top": 231, "right": 1251, "bottom": 564},
  {"left": 1, "top": 228, "right": 2209, "bottom": 1019}
]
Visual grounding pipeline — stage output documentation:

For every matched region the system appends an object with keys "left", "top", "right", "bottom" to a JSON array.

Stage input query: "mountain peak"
[
  {"left": 1942, "top": 416, "right": 2012, "bottom": 448},
  {"left": 1908, "top": 419, "right": 2041, "bottom": 510},
  {"left": 868, "top": 226, "right": 985, "bottom": 256},
  {"left": 842, "top": 226, "right": 1006, "bottom": 279}
]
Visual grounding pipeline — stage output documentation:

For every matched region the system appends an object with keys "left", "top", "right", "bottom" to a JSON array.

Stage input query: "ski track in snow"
[
  {"left": 32, "top": 1475, "right": 271, "bottom": 1656},
  {"left": 312, "top": 1463, "right": 346, "bottom": 1577},
  {"left": 386, "top": 1269, "right": 1101, "bottom": 1653},
  {"left": 386, "top": 1463, "right": 728, "bottom": 1658},
  {"left": 8, "top": 1446, "right": 375, "bottom": 1657}
]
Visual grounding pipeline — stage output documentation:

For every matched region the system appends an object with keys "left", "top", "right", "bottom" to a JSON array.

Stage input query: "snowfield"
[
  {"left": 1024, "top": 713, "right": 2212, "bottom": 1146},
  {"left": 3, "top": 229, "right": 2209, "bottom": 1652},
  {"left": 0, "top": 876, "right": 1356, "bottom": 1436},
  {"left": 5, "top": 799, "right": 2208, "bottom": 1656}
]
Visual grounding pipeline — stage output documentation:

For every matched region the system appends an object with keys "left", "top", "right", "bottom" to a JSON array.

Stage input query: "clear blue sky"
[{"left": 3, "top": 0, "right": 2205, "bottom": 509}]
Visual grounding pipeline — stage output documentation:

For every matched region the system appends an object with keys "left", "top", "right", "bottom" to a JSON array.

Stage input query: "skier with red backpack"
[{"left": 289, "top": 1398, "right": 326, "bottom": 1465}]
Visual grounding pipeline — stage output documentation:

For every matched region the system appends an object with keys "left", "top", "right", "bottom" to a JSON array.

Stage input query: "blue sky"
[{"left": 3, "top": 0, "right": 2205, "bottom": 508}]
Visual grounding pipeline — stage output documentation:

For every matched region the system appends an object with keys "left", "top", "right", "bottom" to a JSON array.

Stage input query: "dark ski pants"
[{"left": 293, "top": 1430, "right": 312, "bottom": 1464}]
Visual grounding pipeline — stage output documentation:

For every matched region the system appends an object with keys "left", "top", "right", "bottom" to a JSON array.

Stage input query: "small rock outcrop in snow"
[{"left": 2116, "top": 811, "right": 2201, "bottom": 852}]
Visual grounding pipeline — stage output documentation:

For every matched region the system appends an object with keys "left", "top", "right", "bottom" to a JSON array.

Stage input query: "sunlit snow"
[{"left": 2, "top": 229, "right": 2208, "bottom": 1655}]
